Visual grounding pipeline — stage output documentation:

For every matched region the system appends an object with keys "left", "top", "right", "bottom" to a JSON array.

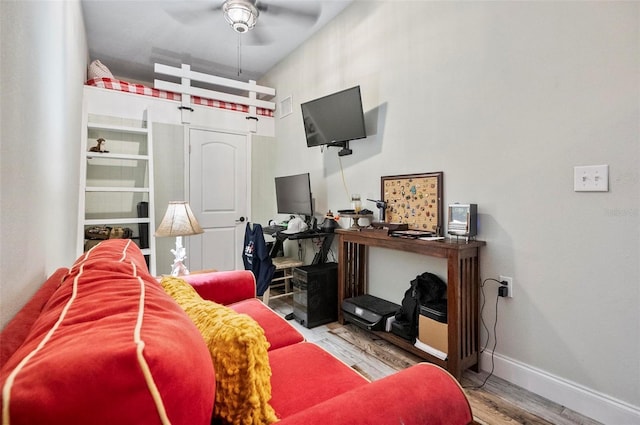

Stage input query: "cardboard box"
[{"left": 418, "top": 301, "right": 448, "bottom": 354}]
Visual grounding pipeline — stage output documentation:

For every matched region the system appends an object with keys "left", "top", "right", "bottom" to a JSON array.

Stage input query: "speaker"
[
  {"left": 292, "top": 263, "right": 338, "bottom": 328},
  {"left": 447, "top": 203, "right": 477, "bottom": 241}
]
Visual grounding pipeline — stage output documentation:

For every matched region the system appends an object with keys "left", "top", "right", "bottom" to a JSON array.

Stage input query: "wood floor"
[{"left": 269, "top": 298, "right": 602, "bottom": 425}]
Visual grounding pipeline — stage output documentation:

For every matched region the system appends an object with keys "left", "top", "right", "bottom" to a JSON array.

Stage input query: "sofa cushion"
[
  {"left": 276, "top": 363, "right": 474, "bottom": 425},
  {"left": 229, "top": 298, "right": 304, "bottom": 351},
  {"left": 0, "top": 267, "right": 69, "bottom": 367},
  {"left": 0, "top": 239, "right": 216, "bottom": 425},
  {"left": 161, "top": 276, "right": 277, "bottom": 425},
  {"left": 268, "top": 342, "right": 369, "bottom": 418}
]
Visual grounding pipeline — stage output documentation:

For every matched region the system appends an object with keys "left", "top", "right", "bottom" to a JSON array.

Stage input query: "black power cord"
[{"left": 464, "top": 277, "right": 507, "bottom": 390}]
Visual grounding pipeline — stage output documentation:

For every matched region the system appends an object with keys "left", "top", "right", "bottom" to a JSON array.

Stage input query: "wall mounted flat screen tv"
[
  {"left": 275, "top": 172, "right": 313, "bottom": 218},
  {"left": 301, "top": 86, "right": 366, "bottom": 153}
]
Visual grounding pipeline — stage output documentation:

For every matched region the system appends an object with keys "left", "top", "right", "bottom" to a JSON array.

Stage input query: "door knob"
[{"left": 236, "top": 216, "right": 246, "bottom": 224}]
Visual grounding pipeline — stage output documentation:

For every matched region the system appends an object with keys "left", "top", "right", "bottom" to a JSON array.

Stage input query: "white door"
[{"left": 188, "top": 128, "right": 248, "bottom": 271}]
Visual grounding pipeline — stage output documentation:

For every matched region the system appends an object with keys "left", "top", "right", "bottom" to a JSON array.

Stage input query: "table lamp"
[{"left": 155, "top": 201, "right": 204, "bottom": 276}]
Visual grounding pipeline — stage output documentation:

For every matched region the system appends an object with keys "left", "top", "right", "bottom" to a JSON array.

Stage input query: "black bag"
[
  {"left": 393, "top": 272, "right": 447, "bottom": 341},
  {"left": 414, "top": 272, "right": 447, "bottom": 305}
]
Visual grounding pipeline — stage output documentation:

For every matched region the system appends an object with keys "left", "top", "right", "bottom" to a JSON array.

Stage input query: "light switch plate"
[{"left": 574, "top": 165, "right": 609, "bottom": 192}]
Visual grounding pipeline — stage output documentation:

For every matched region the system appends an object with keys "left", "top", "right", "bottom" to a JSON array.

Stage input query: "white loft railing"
[{"left": 153, "top": 63, "right": 276, "bottom": 125}]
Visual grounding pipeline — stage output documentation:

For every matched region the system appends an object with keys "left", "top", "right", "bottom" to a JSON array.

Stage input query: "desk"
[
  {"left": 335, "top": 229, "right": 485, "bottom": 380},
  {"left": 266, "top": 229, "right": 335, "bottom": 264}
]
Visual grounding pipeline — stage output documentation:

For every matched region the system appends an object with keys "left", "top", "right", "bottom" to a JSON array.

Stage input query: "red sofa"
[{"left": 0, "top": 239, "right": 475, "bottom": 425}]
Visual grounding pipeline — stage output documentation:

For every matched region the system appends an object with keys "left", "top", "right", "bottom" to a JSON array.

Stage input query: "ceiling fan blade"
[
  {"left": 164, "top": 1, "right": 223, "bottom": 25},
  {"left": 243, "top": 26, "right": 273, "bottom": 46},
  {"left": 257, "top": 2, "right": 320, "bottom": 24}
]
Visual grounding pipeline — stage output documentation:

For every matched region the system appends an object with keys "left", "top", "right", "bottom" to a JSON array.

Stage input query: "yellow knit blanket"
[{"left": 160, "top": 276, "right": 277, "bottom": 425}]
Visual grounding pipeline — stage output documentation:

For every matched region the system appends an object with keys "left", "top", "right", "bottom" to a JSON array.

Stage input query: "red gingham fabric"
[
  {"left": 87, "top": 77, "right": 181, "bottom": 100},
  {"left": 86, "top": 77, "right": 274, "bottom": 117}
]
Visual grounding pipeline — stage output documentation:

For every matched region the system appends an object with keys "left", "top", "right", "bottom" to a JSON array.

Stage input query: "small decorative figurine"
[{"left": 89, "top": 138, "right": 109, "bottom": 153}]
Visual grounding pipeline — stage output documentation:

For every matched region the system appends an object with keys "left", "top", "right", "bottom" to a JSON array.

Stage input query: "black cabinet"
[{"left": 292, "top": 263, "right": 338, "bottom": 328}]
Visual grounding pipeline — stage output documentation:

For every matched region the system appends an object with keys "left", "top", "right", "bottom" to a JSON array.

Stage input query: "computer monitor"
[{"left": 275, "top": 173, "right": 313, "bottom": 220}]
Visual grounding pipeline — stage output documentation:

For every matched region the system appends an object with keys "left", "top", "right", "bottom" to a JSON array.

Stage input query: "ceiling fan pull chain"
[{"left": 237, "top": 34, "right": 242, "bottom": 76}]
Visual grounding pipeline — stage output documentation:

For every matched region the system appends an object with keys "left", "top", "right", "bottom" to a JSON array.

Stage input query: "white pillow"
[{"left": 87, "top": 60, "right": 114, "bottom": 79}]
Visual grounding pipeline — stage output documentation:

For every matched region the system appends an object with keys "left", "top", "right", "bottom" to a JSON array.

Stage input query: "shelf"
[
  {"left": 84, "top": 218, "right": 151, "bottom": 226},
  {"left": 85, "top": 187, "right": 150, "bottom": 193},
  {"left": 80, "top": 110, "right": 156, "bottom": 275},
  {"left": 372, "top": 331, "right": 447, "bottom": 369},
  {"left": 87, "top": 122, "right": 148, "bottom": 135},
  {"left": 86, "top": 152, "right": 150, "bottom": 161}
]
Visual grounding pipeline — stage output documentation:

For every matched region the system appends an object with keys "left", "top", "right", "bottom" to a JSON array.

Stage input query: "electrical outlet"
[{"left": 500, "top": 276, "right": 513, "bottom": 298}]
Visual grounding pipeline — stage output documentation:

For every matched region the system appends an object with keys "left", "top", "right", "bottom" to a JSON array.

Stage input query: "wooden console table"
[{"left": 335, "top": 229, "right": 485, "bottom": 380}]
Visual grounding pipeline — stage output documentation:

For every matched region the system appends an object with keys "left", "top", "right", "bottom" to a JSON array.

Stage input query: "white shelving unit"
[{"left": 77, "top": 110, "right": 156, "bottom": 274}]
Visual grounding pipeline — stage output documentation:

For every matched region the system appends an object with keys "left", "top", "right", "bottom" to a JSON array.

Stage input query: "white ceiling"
[{"left": 81, "top": 0, "right": 352, "bottom": 84}]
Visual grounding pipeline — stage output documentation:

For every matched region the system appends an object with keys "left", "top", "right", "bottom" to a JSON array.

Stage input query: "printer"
[{"left": 342, "top": 294, "right": 400, "bottom": 331}]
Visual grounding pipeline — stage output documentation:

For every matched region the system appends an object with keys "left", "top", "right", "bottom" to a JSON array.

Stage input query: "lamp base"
[
  {"left": 171, "top": 260, "right": 190, "bottom": 277},
  {"left": 170, "top": 236, "right": 190, "bottom": 277}
]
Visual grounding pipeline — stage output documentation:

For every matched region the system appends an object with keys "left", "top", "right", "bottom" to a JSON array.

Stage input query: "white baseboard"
[{"left": 479, "top": 351, "right": 640, "bottom": 425}]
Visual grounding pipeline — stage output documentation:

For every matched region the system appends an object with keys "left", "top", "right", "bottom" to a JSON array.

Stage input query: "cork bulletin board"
[{"left": 381, "top": 172, "right": 443, "bottom": 235}]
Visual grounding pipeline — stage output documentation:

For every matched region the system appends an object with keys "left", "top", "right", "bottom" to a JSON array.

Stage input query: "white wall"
[
  {"left": 257, "top": 1, "right": 639, "bottom": 423},
  {"left": 0, "top": 1, "right": 87, "bottom": 328},
  {"left": 152, "top": 123, "right": 186, "bottom": 275}
]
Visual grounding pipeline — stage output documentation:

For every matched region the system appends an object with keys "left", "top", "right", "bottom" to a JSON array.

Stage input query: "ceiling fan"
[
  {"left": 222, "top": 0, "right": 260, "bottom": 33},
  {"left": 167, "top": 0, "right": 321, "bottom": 45}
]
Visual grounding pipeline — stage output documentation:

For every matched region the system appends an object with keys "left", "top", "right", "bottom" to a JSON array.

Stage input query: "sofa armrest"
[
  {"left": 277, "top": 363, "right": 474, "bottom": 425},
  {"left": 181, "top": 270, "right": 256, "bottom": 305}
]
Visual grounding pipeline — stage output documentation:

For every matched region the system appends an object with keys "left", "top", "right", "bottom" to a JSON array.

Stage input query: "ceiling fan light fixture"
[{"left": 223, "top": 0, "right": 259, "bottom": 33}]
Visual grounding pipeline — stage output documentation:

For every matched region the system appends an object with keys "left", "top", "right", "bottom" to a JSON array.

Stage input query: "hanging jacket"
[{"left": 242, "top": 223, "right": 275, "bottom": 296}]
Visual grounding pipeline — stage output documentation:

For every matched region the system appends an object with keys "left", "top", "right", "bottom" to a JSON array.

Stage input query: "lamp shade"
[{"left": 155, "top": 201, "right": 204, "bottom": 237}]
